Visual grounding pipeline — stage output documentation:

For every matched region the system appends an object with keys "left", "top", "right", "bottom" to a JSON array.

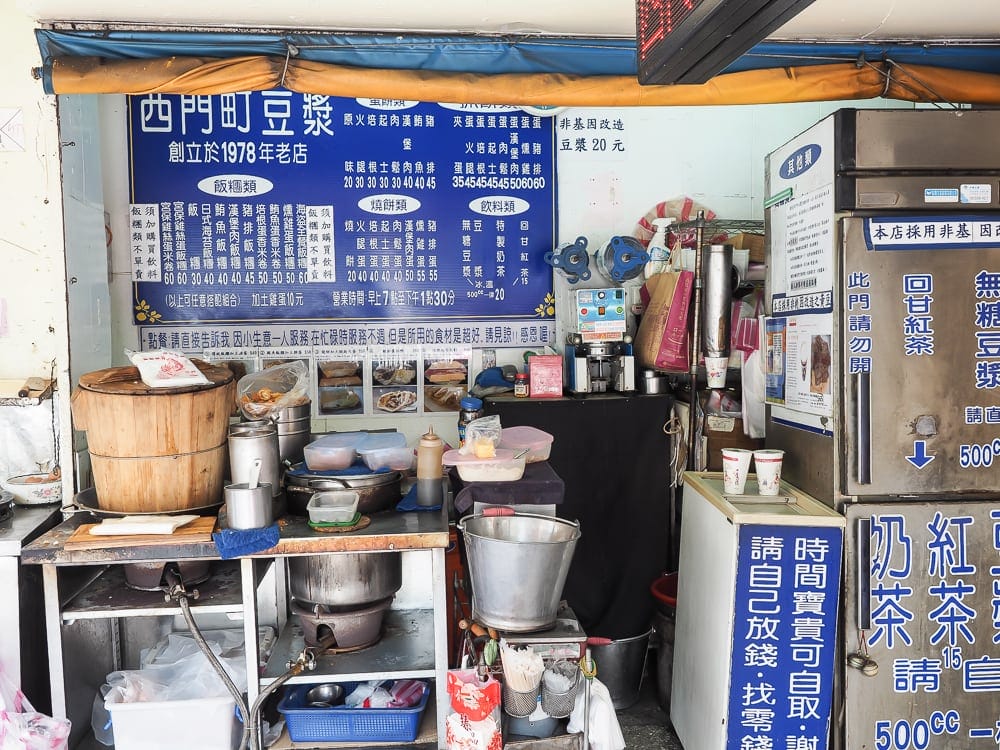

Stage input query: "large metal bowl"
[
  {"left": 287, "top": 552, "right": 402, "bottom": 608},
  {"left": 283, "top": 463, "right": 402, "bottom": 515}
]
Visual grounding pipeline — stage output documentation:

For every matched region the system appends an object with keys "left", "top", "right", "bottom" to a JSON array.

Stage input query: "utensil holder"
[
  {"left": 541, "top": 668, "right": 581, "bottom": 718},
  {"left": 502, "top": 681, "right": 540, "bottom": 718}
]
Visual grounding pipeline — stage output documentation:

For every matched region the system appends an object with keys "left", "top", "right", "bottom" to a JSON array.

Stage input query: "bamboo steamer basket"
[{"left": 71, "top": 361, "right": 235, "bottom": 513}]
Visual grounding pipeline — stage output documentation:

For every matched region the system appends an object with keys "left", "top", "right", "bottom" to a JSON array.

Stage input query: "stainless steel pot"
[
  {"left": 287, "top": 552, "right": 402, "bottom": 608},
  {"left": 284, "top": 464, "right": 402, "bottom": 516}
]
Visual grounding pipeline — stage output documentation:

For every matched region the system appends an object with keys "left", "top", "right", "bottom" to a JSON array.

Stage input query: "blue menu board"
[{"left": 126, "top": 92, "right": 556, "bottom": 325}]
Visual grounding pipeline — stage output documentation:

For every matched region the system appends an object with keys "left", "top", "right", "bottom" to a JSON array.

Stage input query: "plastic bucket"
[
  {"left": 591, "top": 629, "right": 652, "bottom": 710},
  {"left": 458, "top": 512, "right": 580, "bottom": 632}
]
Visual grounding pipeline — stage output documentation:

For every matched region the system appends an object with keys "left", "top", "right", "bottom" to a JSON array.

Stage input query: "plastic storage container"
[
  {"left": 358, "top": 432, "right": 412, "bottom": 470},
  {"left": 278, "top": 681, "right": 430, "bottom": 743},
  {"left": 442, "top": 448, "right": 526, "bottom": 482},
  {"left": 106, "top": 695, "right": 237, "bottom": 750},
  {"left": 499, "top": 426, "right": 554, "bottom": 463},
  {"left": 307, "top": 490, "right": 360, "bottom": 523},
  {"left": 303, "top": 432, "right": 368, "bottom": 470}
]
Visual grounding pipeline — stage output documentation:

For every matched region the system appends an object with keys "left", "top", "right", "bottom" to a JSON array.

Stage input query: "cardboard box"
[
  {"left": 704, "top": 414, "right": 764, "bottom": 470},
  {"left": 527, "top": 354, "right": 563, "bottom": 398},
  {"left": 727, "top": 232, "right": 765, "bottom": 264}
]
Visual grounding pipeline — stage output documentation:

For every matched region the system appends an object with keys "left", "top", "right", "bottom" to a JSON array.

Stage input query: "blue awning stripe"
[{"left": 34, "top": 29, "right": 1000, "bottom": 78}]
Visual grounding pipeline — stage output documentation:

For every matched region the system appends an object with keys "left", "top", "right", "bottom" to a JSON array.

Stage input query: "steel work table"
[{"left": 22, "top": 504, "right": 451, "bottom": 750}]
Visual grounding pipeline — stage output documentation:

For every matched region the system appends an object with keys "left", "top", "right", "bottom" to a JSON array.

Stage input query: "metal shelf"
[
  {"left": 262, "top": 608, "right": 437, "bottom": 685},
  {"left": 60, "top": 560, "right": 246, "bottom": 619},
  {"left": 673, "top": 217, "right": 764, "bottom": 241}
]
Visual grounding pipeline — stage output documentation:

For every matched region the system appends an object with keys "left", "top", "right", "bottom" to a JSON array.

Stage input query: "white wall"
[{"left": 0, "top": 3, "right": 72, "bottom": 483}]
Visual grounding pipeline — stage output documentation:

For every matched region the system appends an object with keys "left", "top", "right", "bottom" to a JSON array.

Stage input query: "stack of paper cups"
[
  {"left": 754, "top": 449, "right": 785, "bottom": 496},
  {"left": 721, "top": 448, "right": 753, "bottom": 494}
]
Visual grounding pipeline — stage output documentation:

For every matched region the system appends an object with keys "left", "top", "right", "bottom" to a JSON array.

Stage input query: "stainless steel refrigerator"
[{"left": 764, "top": 108, "right": 1000, "bottom": 750}]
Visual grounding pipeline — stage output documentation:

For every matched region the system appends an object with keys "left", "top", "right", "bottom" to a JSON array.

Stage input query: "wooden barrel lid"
[{"left": 78, "top": 359, "right": 234, "bottom": 395}]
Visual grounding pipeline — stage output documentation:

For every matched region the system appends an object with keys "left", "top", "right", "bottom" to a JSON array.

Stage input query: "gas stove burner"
[
  {"left": 123, "top": 560, "right": 211, "bottom": 591},
  {"left": 291, "top": 596, "right": 393, "bottom": 651}
]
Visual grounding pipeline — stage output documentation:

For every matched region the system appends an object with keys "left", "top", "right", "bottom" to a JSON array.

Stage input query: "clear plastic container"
[
  {"left": 442, "top": 448, "right": 526, "bottom": 482},
  {"left": 358, "top": 446, "right": 415, "bottom": 471},
  {"left": 499, "top": 426, "right": 554, "bottom": 463},
  {"left": 303, "top": 432, "right": 368, "bottom": 470},
  {"left": 307, "top": 490, "right": 361, "bottom": 523},
  {"left": 358, "top": 432, "right": 408, "bottom": 451},
  {"left": 357, "top": 432, "right": 412, "bottom": 471}
]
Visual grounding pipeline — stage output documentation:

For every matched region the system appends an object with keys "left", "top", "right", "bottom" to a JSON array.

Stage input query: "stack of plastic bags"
[{"left": 0, "top": 665, "right": 70, "bottom": 750}]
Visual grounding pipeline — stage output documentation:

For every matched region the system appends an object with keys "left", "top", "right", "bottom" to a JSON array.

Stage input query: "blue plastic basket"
[{"left": 277, "top": 681, "right": 430, "bottom": 743}]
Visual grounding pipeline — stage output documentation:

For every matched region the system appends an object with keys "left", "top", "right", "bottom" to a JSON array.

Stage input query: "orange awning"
[{"left": 47, "top": 56, "right": 1000, "bottom": 107}]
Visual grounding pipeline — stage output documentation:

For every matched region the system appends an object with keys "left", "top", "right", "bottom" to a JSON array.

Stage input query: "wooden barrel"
[{"left": 71, "top": 361, "right": 235, "bottom": 512}]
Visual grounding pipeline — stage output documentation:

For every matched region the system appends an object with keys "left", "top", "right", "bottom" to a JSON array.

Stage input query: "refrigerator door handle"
[
  {"left": 855, "top": 372, "right": 872, "bottom": 484},
  {"left": 856, "top": 516, "right": 871, "bottom": 630}
]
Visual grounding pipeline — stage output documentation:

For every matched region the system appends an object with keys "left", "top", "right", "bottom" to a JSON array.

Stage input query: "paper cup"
[
  {"left": 721, "top": 448, "right": 753, "bottom": 494},
  {"left": 753, "top": 449, "right": 785, "bottom": 496},
  {"left": 705, "top": 356, "right": 729, "bottom": 389}
]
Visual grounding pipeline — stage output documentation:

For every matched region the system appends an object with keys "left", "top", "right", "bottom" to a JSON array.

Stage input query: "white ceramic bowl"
[{"left": 3, "top": 473, "right": 62, "bottom": 506}]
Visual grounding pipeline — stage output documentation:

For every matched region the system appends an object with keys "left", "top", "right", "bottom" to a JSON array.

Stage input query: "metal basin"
[{"left": 287, "top": 552, "right": 402, "bottom": 608}]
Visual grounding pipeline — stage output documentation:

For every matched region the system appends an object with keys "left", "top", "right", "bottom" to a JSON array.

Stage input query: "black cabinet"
[{"left": 485, "top": 393, "right": 674, "bottom": 639}]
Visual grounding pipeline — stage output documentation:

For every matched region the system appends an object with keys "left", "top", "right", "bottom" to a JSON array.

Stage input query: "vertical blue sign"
[
  {"left": 728, "top": 524, "right": 843, "bottom": 750},
  {"left": 127, "top": 92, "right": 556, "bottom": 324}
]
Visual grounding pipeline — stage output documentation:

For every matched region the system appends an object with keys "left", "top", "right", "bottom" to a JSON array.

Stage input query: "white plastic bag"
[
  {"left": 237, "top": 361, "right": 310, "bottom": 419},
  {"left": 567, "top": 677, "right": 625, "bottom": 750},
  {"left": 0, "top": 664, "right": 71, "bottom": 750},
  {"left": 741, "top": 347, "right": 767, "bottom": 439},
  {"left": 126, "top": 349, "right": 210, "bottom": 388}
]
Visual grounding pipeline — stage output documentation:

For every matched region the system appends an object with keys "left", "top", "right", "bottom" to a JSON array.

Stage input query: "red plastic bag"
[
  {"left": 446, "top": 670, "right": 501, "bottom": 722},
  {"left": 731, "top": 289, "right": 763, "bottom": 358},
  {"left": 0, "top": 665, "right": 70, "bottom": 750}
]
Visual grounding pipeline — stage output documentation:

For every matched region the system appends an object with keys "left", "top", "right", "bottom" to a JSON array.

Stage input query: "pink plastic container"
[{"left": 498, "top": 426, "right": 554, "bottom": 463}]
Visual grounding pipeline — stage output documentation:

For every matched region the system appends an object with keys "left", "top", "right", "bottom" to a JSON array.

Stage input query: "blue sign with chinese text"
[
  {"left": 127, "top": 93, "right": 556, "bottom": 324},
  {"left": 727, "top": 523, "right": 843, "bottom": 750}
]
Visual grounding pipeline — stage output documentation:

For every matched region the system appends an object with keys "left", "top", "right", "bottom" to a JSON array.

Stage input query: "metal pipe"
[
  {"left": 167, "top": 569, "right": 251, "bottom": 750},
  {"left": 687, "top": 212, "right": 706, "bottom": 469}
]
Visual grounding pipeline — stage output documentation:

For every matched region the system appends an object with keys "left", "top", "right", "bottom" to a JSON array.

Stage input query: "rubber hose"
[{"left": 176, "top": 593, "right": 252, "bottom": 750}]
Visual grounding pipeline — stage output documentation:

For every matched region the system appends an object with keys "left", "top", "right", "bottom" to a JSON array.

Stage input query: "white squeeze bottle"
[{"left": 645, "top": 217, "right": 675, "bottom": 279}]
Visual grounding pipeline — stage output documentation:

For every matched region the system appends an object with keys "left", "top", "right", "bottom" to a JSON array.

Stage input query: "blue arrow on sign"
[{"left": 906, "top": 440, "right": 935, "bottom": 469}]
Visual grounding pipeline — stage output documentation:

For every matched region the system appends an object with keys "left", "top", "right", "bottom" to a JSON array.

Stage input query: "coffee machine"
[{"left": 564, "top": 287, "right": 637, "bottom": 395}]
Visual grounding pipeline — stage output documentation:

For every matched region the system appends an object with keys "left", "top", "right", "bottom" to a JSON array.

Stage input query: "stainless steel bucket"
[
  {"left": 458, "top": 511, "right": 580, "bottom": 632},
  {"left": 591, "top": 629, "right": 652, "bottom": 710},
  {"left": 228, "top": 424, "right": 281, "bottom": 497}
]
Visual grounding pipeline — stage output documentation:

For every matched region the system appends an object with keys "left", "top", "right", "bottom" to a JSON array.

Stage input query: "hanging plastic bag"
[
  {"left": 634, "top": 243, "right": 694, "bottom": 373},
  {"left": 0, "top": 664, "right": 71, "bottom": 750},
  {"left": 237, "top": 360, "right": 310, "bottom": 419}
]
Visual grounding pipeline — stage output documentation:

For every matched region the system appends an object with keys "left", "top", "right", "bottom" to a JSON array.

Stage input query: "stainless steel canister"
[
  {"left": 274, "top": 402, "right": 312, "bottom": 465},
  {"left": 700, "top": 243, "right": 734, "bottom": 358},
  {"left": 229, "top": 423, "right": 281, "bottom": 497}
]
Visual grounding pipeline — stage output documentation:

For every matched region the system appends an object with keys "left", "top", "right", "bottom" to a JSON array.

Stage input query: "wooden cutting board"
[{"left": 64, "top": 515, "right": 218, "bottom": 550}]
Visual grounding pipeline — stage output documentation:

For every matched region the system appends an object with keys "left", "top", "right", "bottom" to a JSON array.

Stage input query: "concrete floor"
[{"left": 616, "top": 659, "right": 683, "bottom": 750}]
